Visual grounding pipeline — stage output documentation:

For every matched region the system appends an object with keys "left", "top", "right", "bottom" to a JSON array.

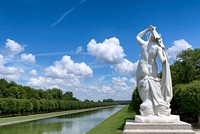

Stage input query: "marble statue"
[{"left": 136, "top": 25, "right": 173, "bottom": 117}]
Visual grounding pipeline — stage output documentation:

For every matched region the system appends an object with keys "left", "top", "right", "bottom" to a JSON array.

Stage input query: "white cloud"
[
  {"left": 0, "top": 39, "right": 29, "bottom": 82},
  {"left": 111, "top": 76, "right": 135, "bottom": 92},
  {"left": 167, "top": 39, "right": 192, "bottom": 61},
  {"left": 112, "top": 77, "right": 128, "bottom": 87},
  {"left": 83, "top": 76, "right": 135, "bottom": 100},
  {"left": 27, "top": 76, "right": 80, "bottom": 89},
  {"left": 45, "top": 55, "right": 93, "bottom": 78},
  {"left": 29, "top": 69, "right": 37, "bottom": 76},
  {"left": 5, "top": 39, "right": 24, "bottom": 56},
  {"left": 0, "top": 66, "right": 24, "bottom": 81},
  {"left": 0, "top": 54, "right": 5, "bottom": 65},
  {"left": 50, "top": 0, "right": 87, "bottom": 27},
  {"left": 20, "top": 53, "right": 36, "bottom": 63},
  {"left": 26, "top": 55, "right": 92, "bottom": 90},
  {"left": 75, "top": 46, "right": 83, "bottom": 54},
  {"left": 87, "top": 37, "right": 126, "bottom": 64},
  {"left": 88, "top": 85, "right": 100, "bottom": 91},
  {"left": 102, "top": 85, "right": 115, "bottom": 94},
  {"left": 129, "top": 78, "right": 137, "bottom": 86},
  {"left": 115, "top": 59, "right": 138, "bottom": 76}
]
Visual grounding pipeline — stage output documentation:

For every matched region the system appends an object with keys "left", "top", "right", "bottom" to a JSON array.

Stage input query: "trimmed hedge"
[{"left": 0, "top": 98, "right": 117, "bottom": 117}]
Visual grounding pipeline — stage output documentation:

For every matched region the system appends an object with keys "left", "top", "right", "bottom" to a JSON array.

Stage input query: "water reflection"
[{"left": 0, "top": 105, "right": 124, "bottom": 134}]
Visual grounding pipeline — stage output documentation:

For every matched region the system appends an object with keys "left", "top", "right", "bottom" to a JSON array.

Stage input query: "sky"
[{"left": 0, "top": 0, "right": 199, "bottom": 101}]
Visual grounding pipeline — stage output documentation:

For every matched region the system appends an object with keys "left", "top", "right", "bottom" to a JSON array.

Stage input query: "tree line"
[
  {"left": 0, "top": 80, "right": 117, "bottom": 117},
  {"left": 129, "top": 48, "right": 200, "bottom": 124}
]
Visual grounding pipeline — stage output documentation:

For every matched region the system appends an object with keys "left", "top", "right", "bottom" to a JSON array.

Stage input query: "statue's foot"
[
  {"left": 140, "top": 100, "right": 154, "bottom": 116},
  {"left": 154, "top": 105, "right": 171, "bottom": 116}
]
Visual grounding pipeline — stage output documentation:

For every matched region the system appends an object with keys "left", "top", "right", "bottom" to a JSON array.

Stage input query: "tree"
[
  {"left": 103, "top": 99, "right": 114, "bottom": 102},
  {"left": 171, "top": 49, "right": 200, "bottom": 85},
  {"left": 129, "top": 87, "right": 142, "bottom": 114},
  {"left": 45, "top": 88, "right": 63, "bottom": 100}
]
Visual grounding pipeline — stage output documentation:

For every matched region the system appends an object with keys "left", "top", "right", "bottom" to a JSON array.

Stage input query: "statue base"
[
  {"left": 135, "top": 115, "right": 180, "bottom": 123},
  {"left": 123, "top": 119, "right": 196, "bottom": 134}
]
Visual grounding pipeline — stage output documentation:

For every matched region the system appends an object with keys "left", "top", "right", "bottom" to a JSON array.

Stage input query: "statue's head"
[
  {"left": 147, "top": 33, "right": 156, "bottom": 42},
  {"left": 155, "top": 38, "right": 165, "bottom": 48}
]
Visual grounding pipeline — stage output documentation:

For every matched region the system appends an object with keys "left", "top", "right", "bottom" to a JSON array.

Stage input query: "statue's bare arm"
[
  {"left": 157, "top": 47, "right": 166, "bottom": 63},
  {"left": 136, "top": 28, "right": 149, "bottom": 45}
]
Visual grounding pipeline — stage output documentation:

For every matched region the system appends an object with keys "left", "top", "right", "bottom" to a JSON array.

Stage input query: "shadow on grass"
[
  {"left": 193, "top": 124, "right": 200, "bottom": 129},
  {"left": 118, "top": 108, "right": 136, "bottom": 131},
  {"left": 118, "top": 117, "right": 133, "bottom": 131}
]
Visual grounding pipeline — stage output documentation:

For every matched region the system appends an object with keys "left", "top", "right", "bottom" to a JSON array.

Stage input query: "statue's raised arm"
[{"left": 136, "top": 27, "right": 152, "bottom": 45}]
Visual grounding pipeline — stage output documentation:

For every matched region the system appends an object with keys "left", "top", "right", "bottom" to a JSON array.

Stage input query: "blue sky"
[{"left": 0, "top": 0, "right": 199, "bottom": 101}]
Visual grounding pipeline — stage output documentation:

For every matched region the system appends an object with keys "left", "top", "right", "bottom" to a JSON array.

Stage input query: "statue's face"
[
  {"left": 156, "top": 38, "right": 164, "bottom": 47},
  {"left": 157, "top": 38, "right": 162, "bottom": 44},
  {"left": 147, "top": 34, "right": 156, "bottom": 42}
]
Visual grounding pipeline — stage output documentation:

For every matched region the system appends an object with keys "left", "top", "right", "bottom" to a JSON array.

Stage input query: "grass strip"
[
  {"left": 0, "top": 105, "right": 115, "bottom": 126},
  {"left": 87, "top": 105, "right": 135, "bottom": 134}
]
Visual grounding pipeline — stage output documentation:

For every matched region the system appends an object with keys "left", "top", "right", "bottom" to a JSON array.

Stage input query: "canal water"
[{"left": 0, "top": 105, "right": 124, "bottom": 134}]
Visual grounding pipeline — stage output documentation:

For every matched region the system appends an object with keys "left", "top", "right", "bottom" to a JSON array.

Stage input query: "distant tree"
[
  {"left": 0, "top": 79, "right": 9, "bottom": 88},
  {"left": 62, "top": 91, "right": 77, "bottom": 101},
  {"left": 0, "top": 79, "right": 117, "bottom": 117},
  {"left": 103, "top": 99, "right": 114, "bottom": 102},
  {"left": 38, "top": 89, "right": 47, "bottom": 99}
]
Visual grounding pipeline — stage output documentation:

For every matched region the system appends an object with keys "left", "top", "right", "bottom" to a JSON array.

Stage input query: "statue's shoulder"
[{"left": 153, "top": 44, "right": 162, "bottom": 50}]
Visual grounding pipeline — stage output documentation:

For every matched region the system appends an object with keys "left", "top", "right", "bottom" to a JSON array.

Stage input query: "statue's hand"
[{"left": 148, "top": 25, "right": 156, "bottom": 31}]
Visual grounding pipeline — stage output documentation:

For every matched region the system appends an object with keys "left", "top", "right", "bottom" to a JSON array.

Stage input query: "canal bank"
[
  {"left": 0, "top": 105, "right": 124, "bottom": 134},
  {"left": 87, "top": 105, "right": 133, "bottom": 134},
  {"left": 0, "top": 105, "right": 117, "bottom": 127}
]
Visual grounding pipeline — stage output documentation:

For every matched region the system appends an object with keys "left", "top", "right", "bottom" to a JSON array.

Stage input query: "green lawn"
[
  {"left": 87, "top": 105, "right": 135, "bottom": 134},
  {"left": 0, "top": 106, "right": 114, "bottom": 126}
]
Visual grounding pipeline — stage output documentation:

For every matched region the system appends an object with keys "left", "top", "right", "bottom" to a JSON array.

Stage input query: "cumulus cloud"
[
  {"left": 112, "top": 77, "right": 128, "bottom": 87},
  {"left": 102, "top": 85, "right": 115, "bottom": 94},
  {"left": 48, "top": 75, "right": 136, "bottom": 101},
  {"left": 5, "top": 39, "right": 24, "bottom": 56},
  {"left": 111, "top": 76, "right": 135, "bottom": 92},
  {"left": 91, "top": 76, "right": 136, "bottom": 100},
  {"left": 26, "top": 55, "right": 92, "bottom": 89},
  {"left": 167, "top": 39, "right": 192, "bottom": 61},
  {"left": 129, "top": 78, "right": 137, "bottom": 86},
  {"left": 85, "top": 77, "right": 134, "bottom": 99},
  {"left": 0, "top": 54, "right": 6, "bottom": 65},
  {"left": 115, "top": 59, "right": 138, "bottom": 76},
  {"left": 87, "top": 37, "right": 126, "bottom": 64},
  {"left": 88, "top": 85, "right": 100, "bottom": 91},
  {"left": 0, "top": 66, "right": 24, "bottom": 81},
  {"left": 75, "top": 46, "right": 83, "bottom": 54},
  {"left": 45, "top": 55, "right": 93, "bottom": 78},
  {"left": 0, "top": 52, "right": 24, "bottom": 81},
  {"left": 27, "top": 77, "right": 80, "bottom": 89},
  {"left": 20, "top": 53, "right": 36, "bottom": 63},
  {"left": 29, "top": 69, "right": 37, "bottom": 76}
]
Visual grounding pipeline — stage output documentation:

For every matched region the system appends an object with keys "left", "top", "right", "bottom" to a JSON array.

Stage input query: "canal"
[{"left": 0, "top": 105, "right": 124, "bottom": 134}]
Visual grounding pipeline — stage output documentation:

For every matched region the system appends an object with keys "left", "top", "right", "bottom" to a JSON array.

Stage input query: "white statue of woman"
[{"left": 136, "top": 25, "right": 173, "bottom": 116}]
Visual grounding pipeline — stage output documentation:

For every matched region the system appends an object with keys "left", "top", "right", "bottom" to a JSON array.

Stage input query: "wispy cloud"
[
  {"left": 50, "top": 0, "right": 87, "bottom": 27},
  {"left": 35, "top": 51, "right": 73, "bottom": 57}
]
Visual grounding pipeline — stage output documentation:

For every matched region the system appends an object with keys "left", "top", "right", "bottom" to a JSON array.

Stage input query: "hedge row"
[
  {"left": 171, "top": 80, "right": 200, "bottom": 123},
  {"left": 0, "top": 98, "right": 117, "bottom": 117}
]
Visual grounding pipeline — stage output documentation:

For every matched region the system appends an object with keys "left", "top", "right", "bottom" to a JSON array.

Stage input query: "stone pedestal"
[
  {"left": 135, "top": 115, "right": 180, "bottom": 123},
  {"left": 123, "top": 118, "right": 196, "bottom": 134}
]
